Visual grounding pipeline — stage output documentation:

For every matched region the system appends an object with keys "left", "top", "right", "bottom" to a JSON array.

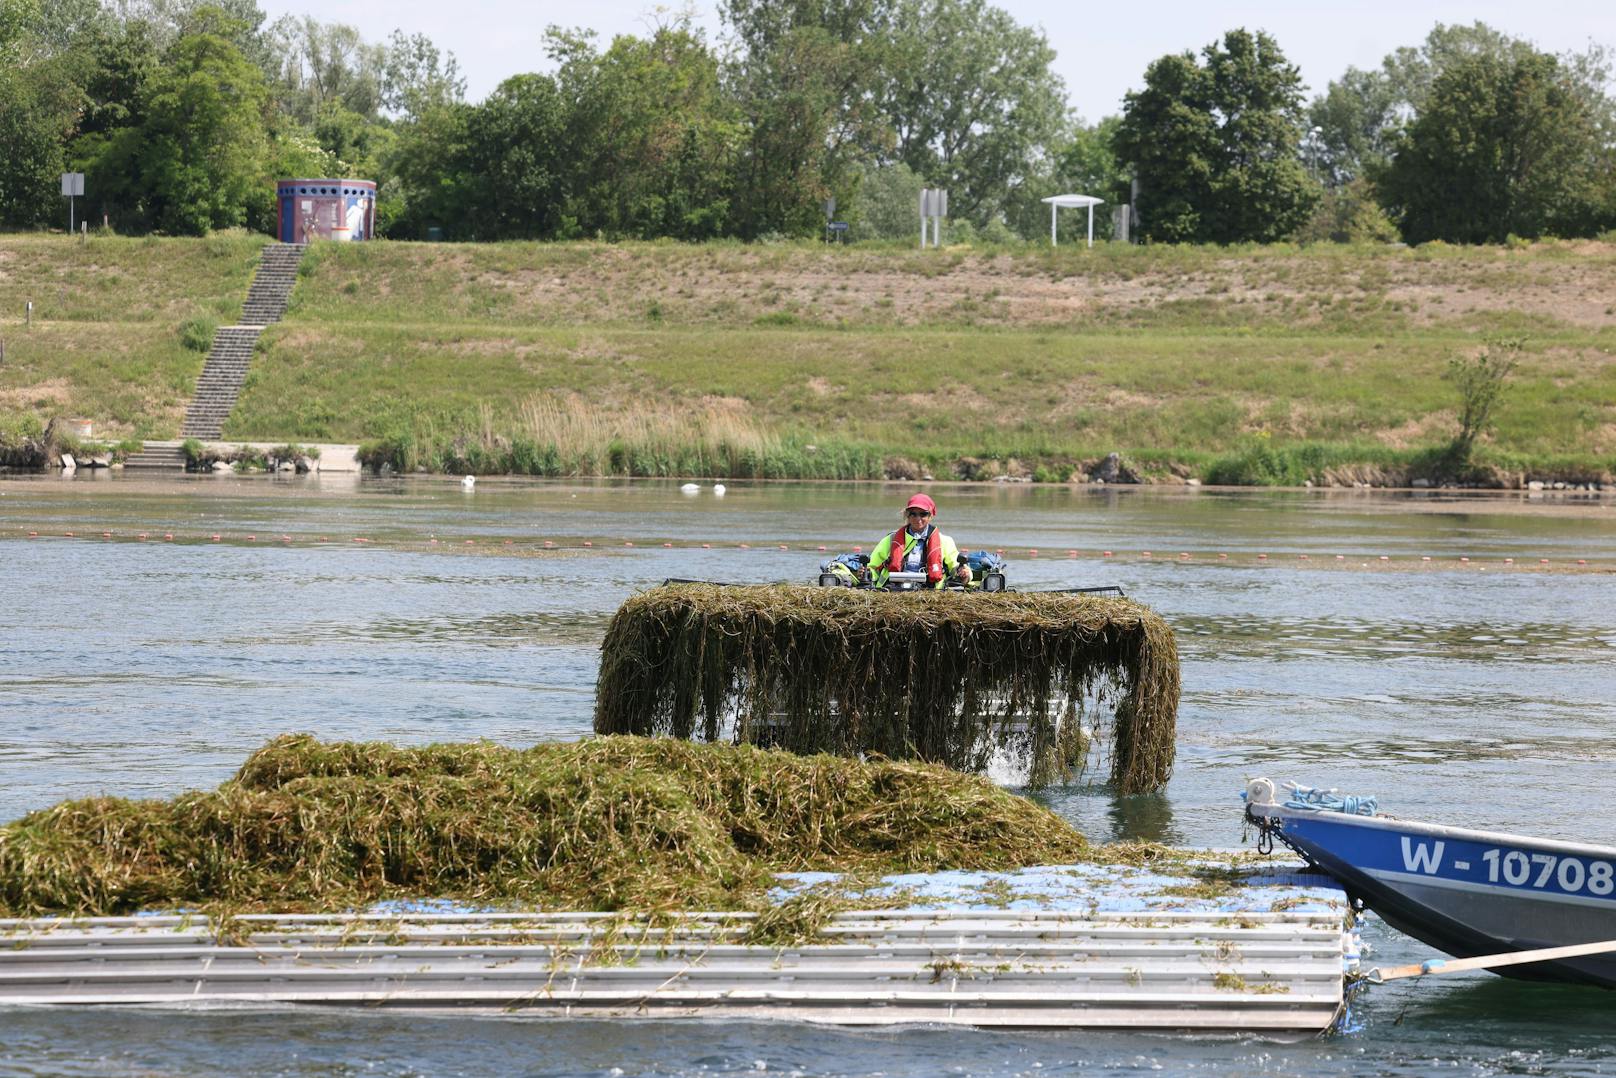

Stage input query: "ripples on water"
[{"left": 1, "top": 476, "right": 1614, "bottom": 1076}]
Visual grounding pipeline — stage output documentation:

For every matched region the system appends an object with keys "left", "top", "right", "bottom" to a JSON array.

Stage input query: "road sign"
[
  {"left": 827, "top": 222, "right": 848, "bottom": 231},
  {"left": 61, "top": 173, "right": 84, "bottom": 232}
]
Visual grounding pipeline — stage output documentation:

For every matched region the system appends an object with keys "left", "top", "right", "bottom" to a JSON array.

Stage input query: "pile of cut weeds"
[{"left": 0, "top": 734, "right": 1091, "bottom": 917}]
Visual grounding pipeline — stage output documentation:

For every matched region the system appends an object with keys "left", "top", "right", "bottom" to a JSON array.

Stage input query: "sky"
[{"left": 255, "top": 0, "right": 1616, "bottom": 120}]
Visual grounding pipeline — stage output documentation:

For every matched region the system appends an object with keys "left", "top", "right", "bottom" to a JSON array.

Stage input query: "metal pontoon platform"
[{"left": 0, "top": 864, "right": 1357, "bottom": 1032}]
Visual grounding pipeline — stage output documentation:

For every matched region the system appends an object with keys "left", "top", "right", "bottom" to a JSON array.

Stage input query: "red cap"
[{"left": 905, "top": 493, "right": 937, "bottom": 514}]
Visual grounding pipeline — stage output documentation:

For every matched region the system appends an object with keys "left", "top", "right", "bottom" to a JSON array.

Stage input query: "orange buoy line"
[{"left": 4, "top": 526, "right": 1607, "bottom": 570}]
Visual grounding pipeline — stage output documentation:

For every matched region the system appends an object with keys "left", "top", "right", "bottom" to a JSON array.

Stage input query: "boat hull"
[{"left": 1247, "top": 796, "right": 1616, "bottom": 989}]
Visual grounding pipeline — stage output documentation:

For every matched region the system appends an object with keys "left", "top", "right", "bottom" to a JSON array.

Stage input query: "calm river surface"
[{"left": 2, "top": 473, "right": 1615, "bottom": 1076}]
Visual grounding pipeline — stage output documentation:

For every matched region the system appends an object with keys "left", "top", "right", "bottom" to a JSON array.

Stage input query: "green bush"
[
  {"left": 178, "top": 318, "right": 216, "bottom": 353},
  {"left": 1204, "top": 436, "right": 1329, "bottom": 486}
]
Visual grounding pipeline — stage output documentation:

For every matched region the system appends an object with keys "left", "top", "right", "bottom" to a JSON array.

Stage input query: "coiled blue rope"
[{"left": 1283, "top": 784, "right": 1377, "bottom": 816}]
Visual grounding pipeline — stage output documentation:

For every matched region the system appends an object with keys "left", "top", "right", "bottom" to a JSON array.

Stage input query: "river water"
[{"left": 2, "top": 473, "right": 1615, "bottom": 1076}]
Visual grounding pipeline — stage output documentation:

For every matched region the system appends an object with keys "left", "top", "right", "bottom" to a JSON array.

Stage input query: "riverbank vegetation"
[
  {"left": 2, "top": 235, "right": 1613, "bottom": 485},
  {"left": 0, "top": 734, "right": 1093, "bottom": 917}
]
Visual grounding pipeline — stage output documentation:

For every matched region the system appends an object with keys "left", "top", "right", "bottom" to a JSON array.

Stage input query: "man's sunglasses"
[{"left": 906, "top": 508, "right": 931, "bottom": 518}]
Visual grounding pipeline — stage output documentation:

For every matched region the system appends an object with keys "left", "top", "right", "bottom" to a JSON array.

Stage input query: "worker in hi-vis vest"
[{"left": 867, "top": 493, "right": 973, "bottom": 588}]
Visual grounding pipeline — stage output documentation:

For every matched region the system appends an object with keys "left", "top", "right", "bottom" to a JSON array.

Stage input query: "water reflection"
[{"left": 1104, "top": 791, "right": 1183, "bottom": 845}]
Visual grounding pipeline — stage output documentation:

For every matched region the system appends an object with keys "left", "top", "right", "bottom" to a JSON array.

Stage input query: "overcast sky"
[{"left": 256, "top": 0, "right": 1616, "bottom": 120}]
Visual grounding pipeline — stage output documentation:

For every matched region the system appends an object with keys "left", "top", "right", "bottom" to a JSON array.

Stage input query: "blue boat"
[{"left": 1244, "top": 778, "right": 1616, "bottom": 989}]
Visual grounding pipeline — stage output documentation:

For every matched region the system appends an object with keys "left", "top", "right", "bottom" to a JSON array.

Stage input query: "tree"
[
  {"left": 1375, "top": 50, "right": 1613, "bottom": 243},
  {"left": 1310, "top": 23, "right": 1541, "bottom": 186},
  {"left": 549, "top": 24, "right": 739, "bottom": 239},
  {"left": 726, "top": 24, "right": 859, "bottom": 237},
  {"left": 871, "top": 0, "right": 1067, "bottom": 224},
  {"left": 0, "top": 0, "right": 92, "bottom": 228},
  {"left": 719, "top": 0, "right": 888, "bottom": 237},
  {"left": 847, "top": 159, "right": 923, "bottom": 239},
  {"left": 1446, "top": 337, "right": 1520, "bottom": 464},
  {"left": 380, "top": 30, "right": 464, "bottom": 121},
  {"left": 1115, "top": 29, "right": 1317, "bottom": 243},
  {"left": 87, "top": 21, "right": 270, "bottom": 234},
  {"left": 263, "top": 15, "right": 385, "bottom": 124}
]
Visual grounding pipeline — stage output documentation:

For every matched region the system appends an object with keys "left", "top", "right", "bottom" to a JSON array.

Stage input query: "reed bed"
[
  {"left": 593, "top": 585, "right": 1180, "bottom": 792},
  {"left": 0, "top": 735, "right": 1092, "bottom": 918}
]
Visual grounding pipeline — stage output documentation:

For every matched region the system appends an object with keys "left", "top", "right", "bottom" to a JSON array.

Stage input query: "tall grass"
[{"left": 356, "top": 394, "right": 888, "bottom": 478}]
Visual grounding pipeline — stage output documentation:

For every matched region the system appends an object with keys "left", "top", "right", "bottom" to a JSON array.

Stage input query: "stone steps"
[
  {"left": 122, "top": 440, "right": 187, "bottom": 470},
  {"left": 177, "top": 243, "right": 305, "bottom": 438}
]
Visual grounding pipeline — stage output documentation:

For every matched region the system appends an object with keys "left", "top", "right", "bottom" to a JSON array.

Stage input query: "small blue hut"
[{"left": 276, "top": 179, "right": 377, "bottom": 243}]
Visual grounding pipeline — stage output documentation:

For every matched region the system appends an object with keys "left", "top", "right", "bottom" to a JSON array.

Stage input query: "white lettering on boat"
[
  {"left": 1401, "top": 838, "right": 1445, "bottom": 874},
  {"left": 1477, "top": 848, "right": 1616, "bottom": 896}
]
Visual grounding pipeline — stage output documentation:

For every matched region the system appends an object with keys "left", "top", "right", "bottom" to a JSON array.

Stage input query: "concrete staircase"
[
  {"left": 240, "top": 242, "right": 305, "bottom": 325},
  {"left": 158, "top": 242, "right": 305, "bottom": 446},
  {"left": 121, "top": 440, "right": 186, "bottom": 469},
  {"left": 179, "top": 326, "right": 262, "bottom": 439}
]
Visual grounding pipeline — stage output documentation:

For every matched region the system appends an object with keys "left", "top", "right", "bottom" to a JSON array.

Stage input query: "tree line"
[{"left": 2, "top": 0, "right": 1613, "bottom": 245}]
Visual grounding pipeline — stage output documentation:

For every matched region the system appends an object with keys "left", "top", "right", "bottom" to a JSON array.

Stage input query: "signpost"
[
  {"left": 60, "top": 173, "right": 84, "bottom": 233},
  {"left": 919, "top": 188, "right": 948, "bottom": 248}
]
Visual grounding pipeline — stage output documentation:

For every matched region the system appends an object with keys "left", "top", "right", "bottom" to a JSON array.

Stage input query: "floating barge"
[{"left": 0, "top": 863, "right": 1357, "bottom": 1032}]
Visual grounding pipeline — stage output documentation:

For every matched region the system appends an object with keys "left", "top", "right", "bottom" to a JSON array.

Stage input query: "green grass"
[{"left": 3, "top": 234, "right": 1614, "bottom": 479}]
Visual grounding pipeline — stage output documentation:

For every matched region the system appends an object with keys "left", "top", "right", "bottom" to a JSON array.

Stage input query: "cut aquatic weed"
[
  {"left": 0, "top": 735, "right": 1092, "bottom": 918},
  {"left": 594, "top": 584, "right": 1179, "bottom": 793}
]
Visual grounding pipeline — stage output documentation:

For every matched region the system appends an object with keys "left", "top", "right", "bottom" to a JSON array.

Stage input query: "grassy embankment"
[
  {"left": 0, "top": 233, "right": 264, "bottom": 463},
  {"left": 3, "top": 233, "right": 1614, "bottom": 483}
]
